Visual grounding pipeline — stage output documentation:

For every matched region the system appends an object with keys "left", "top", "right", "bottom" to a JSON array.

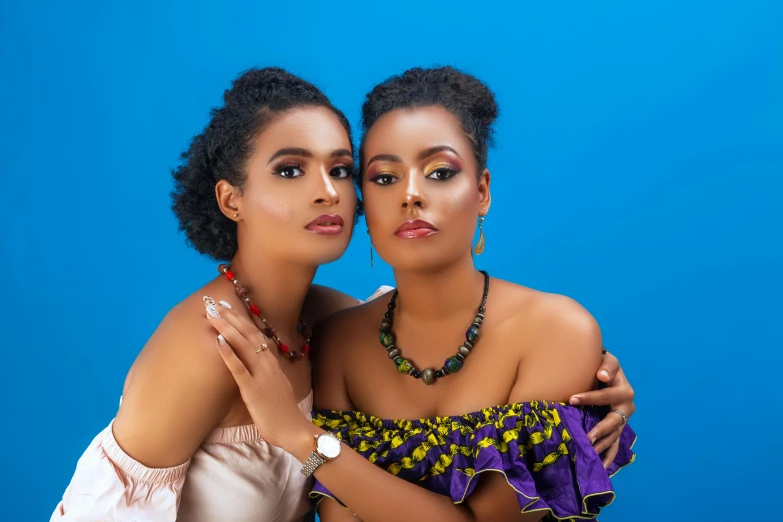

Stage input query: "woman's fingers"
[
  {"left": 570, "top": 384, "right": 634, "bottom": 408},
  {"left": 215, "top": 337, "right": 255, "bottom": 390},
  {"left": 601, "top": 436, "right": 621, "bottom": 468},
  {"left": 586, "top": 408, "right": 627, "bottom": 444},
  {"left": 596, "top": 351, "right": 620, "bottom": 383},
  {"left": 204, "top": 297, "right": 270, "bottom": 368},
  {"left": 570, "top": 387, "right": 610, "bottom": 407},
  {"left": 218, "top": 304, "right": 270, "bottom": 356},
  {"left": 592, "top": 421, "right": 624, "bottom": 454},
  {"left": 208, "top": 311, "right": 253, "bottom": 353}
]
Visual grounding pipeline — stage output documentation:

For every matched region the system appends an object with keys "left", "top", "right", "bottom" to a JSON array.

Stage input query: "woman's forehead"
[{"left": 362, "top": 106, "right": 471, "bottom": 158}]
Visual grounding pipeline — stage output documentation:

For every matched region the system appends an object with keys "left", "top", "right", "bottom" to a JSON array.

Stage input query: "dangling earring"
[
  {"left": 368, "top": 229, "right": 374, "bottom": 267},
  {"left": 474, "top": 216, "right": 485, "bottom": 255}
]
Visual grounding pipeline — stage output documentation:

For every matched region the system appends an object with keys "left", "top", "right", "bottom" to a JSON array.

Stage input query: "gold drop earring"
[{"left": 474, "top": 216, "right": 486, "bottom": 255}]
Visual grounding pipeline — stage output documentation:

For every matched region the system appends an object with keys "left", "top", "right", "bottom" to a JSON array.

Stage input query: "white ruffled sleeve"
[{"left": 51, "top": 421, "right": 189, "bottom": 522}]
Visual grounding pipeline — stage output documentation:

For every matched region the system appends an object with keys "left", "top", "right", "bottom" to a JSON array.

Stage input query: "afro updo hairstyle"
[
  {"left": 359, "top": 66, "right": 498, "bottom": 175},
  {"left": 171, "top": 67, "right": 353, "bottom": 261}
]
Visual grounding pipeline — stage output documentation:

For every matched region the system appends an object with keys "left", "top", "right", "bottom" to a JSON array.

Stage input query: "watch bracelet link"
[{"left": 300, "top": 451, "right": 325, "bottom": 477}]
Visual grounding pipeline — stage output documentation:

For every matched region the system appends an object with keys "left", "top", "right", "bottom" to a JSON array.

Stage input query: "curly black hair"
[
  {"left": 171, "top": 67, "right": 353, "bottom": 261},
  {"left": 359, "top": 66, "right": 499, "bottom": 174}
]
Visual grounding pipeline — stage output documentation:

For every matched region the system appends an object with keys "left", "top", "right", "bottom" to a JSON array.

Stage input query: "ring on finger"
[
  {"left": 602, "top": 346, "right": 608, "bottom": 355},
  {"left": 611, "top": 409, "right": 628, "bottom": 425},
  {"left": 203, "top": 296, "right": 220, "bottom": 319},
  {"left": 255, "top": 339, "right": 269, "bottom": 354}
]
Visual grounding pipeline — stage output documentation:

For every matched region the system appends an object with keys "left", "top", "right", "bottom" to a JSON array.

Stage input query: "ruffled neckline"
[
  {"left": 311, "top": 399, "right": 635, "bottom": 520},
  {"left": 314, "top": 400, "right": 575, "bottom": 430}
]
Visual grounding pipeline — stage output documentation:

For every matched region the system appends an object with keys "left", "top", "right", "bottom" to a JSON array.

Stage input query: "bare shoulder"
[
  {"left": 303, "top": 284, "right": 361, "bottom": 326},
  {"left": 491, "top": 278, "right": 600, "bottom": 347},
  {"left": 490, "top": 279, "right": 602, "bottom": 402},
  {"left": 530, "top": 290, "right": 601, "bottom": 346},
  {"left": 114, "top": 278, "right": 238, "bottom": 467}
]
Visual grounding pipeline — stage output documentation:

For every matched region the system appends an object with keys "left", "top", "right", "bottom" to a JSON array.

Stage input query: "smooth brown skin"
[
  {"left": 209, "top": 106, "right": 635, "bottom": 522},
  {"left": 113, "top": 106, "right": 360, "bottom": 470}
]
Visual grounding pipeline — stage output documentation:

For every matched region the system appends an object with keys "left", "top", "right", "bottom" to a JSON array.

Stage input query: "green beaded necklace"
[{"left": 379, "top": 270, "right": 490, "bottom": 386}]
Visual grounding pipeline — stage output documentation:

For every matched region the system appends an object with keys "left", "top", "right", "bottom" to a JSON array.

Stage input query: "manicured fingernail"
[
  {"left": 219, "top": 300, "right": 232, "bottom": 309},
  {"left": 204, "top": 296, "right": 221, "bottom": 318},
  {"left": 590, "top": 435, "right": 597, "bottom": 444},
  {"left": 570, "top": 396, "right": 580, "bottom": 405},
  {"left": 600, "top": 370, "right": 610, "bottom": 379},
  {"left": 217, "top": 334, "right": 226, "bottom": 346}
]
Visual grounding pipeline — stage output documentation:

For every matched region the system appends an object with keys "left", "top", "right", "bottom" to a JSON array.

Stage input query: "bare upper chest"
[{"left": 343, "top": 321, "right": 522, "bottom": 420}]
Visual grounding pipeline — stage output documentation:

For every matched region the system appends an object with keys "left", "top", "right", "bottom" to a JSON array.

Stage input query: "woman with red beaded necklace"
[
  {"left": 208, "top": 67, "right": 636, "bottom": 522},
  {"left": 52, "top": 66, "right": 635, "bottom": 522},
  {"left": 51, "top": 68, "right": 362, "bottom": 522}
]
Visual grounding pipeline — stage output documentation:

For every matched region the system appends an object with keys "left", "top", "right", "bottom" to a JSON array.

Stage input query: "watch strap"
[{"left": 300, "top": 450, "right": 325, "bottom": 477}]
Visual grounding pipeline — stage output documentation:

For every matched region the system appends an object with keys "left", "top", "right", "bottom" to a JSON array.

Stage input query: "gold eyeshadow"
[{"left": 424, "top": 162, "right": 458, "bottom": 176}]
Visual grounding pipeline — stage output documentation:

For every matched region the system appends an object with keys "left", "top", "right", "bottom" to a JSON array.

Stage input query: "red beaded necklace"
[{"left": 218, "top": 264, "right": 311, "bottom": 361}]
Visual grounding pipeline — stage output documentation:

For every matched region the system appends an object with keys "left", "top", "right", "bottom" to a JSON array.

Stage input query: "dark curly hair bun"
[{"left": 171, "top": 67, "right": 351, "bottom": 261}]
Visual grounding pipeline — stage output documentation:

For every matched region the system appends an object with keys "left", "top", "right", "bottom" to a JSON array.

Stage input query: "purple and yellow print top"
[{"left": 311, "top": 401, "right": 635, "bottom": 520}]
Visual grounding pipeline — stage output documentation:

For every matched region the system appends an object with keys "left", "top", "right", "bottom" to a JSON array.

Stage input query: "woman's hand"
[
  {"left": 569, "top": 350, "right": 635, "bottom": 468},
  {"left": 205, "top": 297, "right": 313, "bottom": 451}
]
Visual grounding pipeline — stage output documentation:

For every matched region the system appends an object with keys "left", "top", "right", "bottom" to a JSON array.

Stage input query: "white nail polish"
[
  {"left": 206, "top": 305, "right": 220, "bottom": 319},
  {"left": 217, "top": 334, "right": 226, "bottom": 346},
  {"left": 219, "top": 300, "right": 232, "bottom": 309}
]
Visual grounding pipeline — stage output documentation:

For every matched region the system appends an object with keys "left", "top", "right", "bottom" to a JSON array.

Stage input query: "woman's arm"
[
  {"left": 113, "top": 305, "right": 237, "bottom": 467},
  {"left": 52, "top": 302, "right": 237, "bottom": 520}
]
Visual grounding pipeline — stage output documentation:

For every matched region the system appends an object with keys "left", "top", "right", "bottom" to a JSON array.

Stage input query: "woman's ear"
[
  {"left": 216, "top": 179, "right": 241, "bottom": 221},
  {"left": 478, "top": 168, "right": 491, "bottom": 215}
]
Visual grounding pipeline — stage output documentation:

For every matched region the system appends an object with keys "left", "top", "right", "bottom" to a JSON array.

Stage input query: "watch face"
[{"left": 316, "top": 434, "right": 341, "bottom": 459}]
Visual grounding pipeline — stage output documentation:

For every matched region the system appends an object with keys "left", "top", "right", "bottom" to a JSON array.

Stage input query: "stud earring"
[{"left": 474, "top": 216, "right": 485, "bottom": 255}]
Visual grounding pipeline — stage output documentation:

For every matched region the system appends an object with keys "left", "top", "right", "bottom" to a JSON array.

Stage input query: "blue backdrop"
[{"left": 1, "top": 1, "right": 780, "bottom": 520}]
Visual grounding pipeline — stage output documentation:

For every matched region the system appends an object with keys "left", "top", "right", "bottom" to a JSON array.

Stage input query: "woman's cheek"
[
  {"left": 437, "top": 179, "right": 479, "bottom": 217},
  {"left": 250, "top": 190, "right": 296, "bottom": 223}
]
